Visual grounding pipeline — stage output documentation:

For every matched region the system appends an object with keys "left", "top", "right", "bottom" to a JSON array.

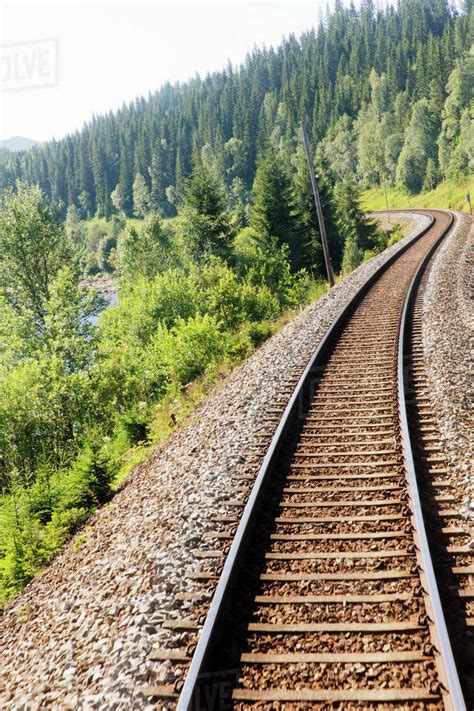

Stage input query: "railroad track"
[{"left": 148, "top": 210, "right": 472, "bottom": 709}]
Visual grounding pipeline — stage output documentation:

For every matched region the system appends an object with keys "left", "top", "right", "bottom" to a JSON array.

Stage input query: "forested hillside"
[{"left": 1, "top": 0, "right": 472, "bottom": 219}]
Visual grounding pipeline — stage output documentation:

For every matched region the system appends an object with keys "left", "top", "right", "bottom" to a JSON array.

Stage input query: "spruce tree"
[
  {"left": 292, "top": 145, "right": 324, "bottom": 275},
  {"left": 176, "top": 160, "right": 234, "bottom": 263},
  {"left": 332, "top": 179, "right": 377, "bottom": 256},
  {"left": 250, "top": 146, "right": 302, "bottom": 271}
]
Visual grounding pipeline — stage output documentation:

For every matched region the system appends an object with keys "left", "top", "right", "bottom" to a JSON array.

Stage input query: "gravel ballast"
[
  {"left": 1, "top": 211, "right": 468, "bottom": 710},
  {"left": 421, "top": 211, "right": 473, "bottom": 519}
]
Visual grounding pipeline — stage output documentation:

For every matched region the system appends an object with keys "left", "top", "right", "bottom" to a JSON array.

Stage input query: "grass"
[{"left": 361, "top": 175, "right": 474, "bottom": 213}]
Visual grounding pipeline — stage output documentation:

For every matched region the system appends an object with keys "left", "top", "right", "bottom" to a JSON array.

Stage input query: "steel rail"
[
  {"left": 397, "top": 209, "right": 465, "bottom": 711},
  {"left": 177, "top": 210, "right": 460, "bottom": 710}
]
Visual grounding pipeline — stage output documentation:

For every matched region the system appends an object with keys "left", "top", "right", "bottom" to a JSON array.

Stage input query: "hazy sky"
[{"left": 0, "top": 0, "right": 343, "bottom": 143}]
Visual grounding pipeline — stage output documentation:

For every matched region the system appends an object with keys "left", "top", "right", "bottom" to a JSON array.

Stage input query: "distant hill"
[
  {"left": 0, "top": 136, "right": 38, "bottom": 152},
  {"left": 0, "top": 1, "right": 471, "bottom": 215}
]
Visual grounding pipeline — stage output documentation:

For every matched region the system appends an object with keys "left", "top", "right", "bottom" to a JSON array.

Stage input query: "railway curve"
[{"left": 148, "top": 210, "right": 470, "bottom": 710}]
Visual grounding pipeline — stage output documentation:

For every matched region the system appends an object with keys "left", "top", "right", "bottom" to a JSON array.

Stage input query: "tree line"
[{"left": 0, "top": 0, "right": 472, "bottom": 220}]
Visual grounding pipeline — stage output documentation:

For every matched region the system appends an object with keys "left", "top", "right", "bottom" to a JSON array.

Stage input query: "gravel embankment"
[
  {"left": 422, "top": 211, "right": 473, "bottom": 519},
  {"left": 0, "top": 212, "right": 437, "bottom": 710}
]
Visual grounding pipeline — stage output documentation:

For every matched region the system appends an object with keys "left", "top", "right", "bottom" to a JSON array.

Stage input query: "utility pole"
[
  {"left": 300, "top": 121, "right": 335, "bottom": 288},
  {"left": 382, "top": 176, "right": 390, "bottom": 224}
]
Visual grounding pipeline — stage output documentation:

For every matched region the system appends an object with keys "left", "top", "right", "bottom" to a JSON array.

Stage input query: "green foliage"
[
  {"left": 0, "top": 185, "right": 322, "bottom": 607},
  {"left": 132, "top": 173, "right": 151, "bottom": 218},
  {"left": 250, "top": 147, "right": 303, "bottom": 271},
  {"left": 0, "top": 181, "right": 71, "bottom": 326},
  {"left": 438, "top": 54, "right": 474, "bottom": 179},
  {"left": 342, "top": 233, "right": 363, "bottom": 274},
  {"left": 396, "top": 99, "right": 438, "bottom": 193},
  {"left": 422, "top": 158, "right": 439, "bottom": 192},
  {"left": 0, "top": 432, "right": 113, "bottom": 600},
  {"left": 176, "top": 161, "right": 234, "bottom": 263},
  {"left": 291, "top": 146, "right": 324, "bottom": 274},
  {"left": 0, "top": 269, "right": 98, "bottom": 486},
  {"left": 65, "top": 204, "right": 87, "bottom": 258},
  {"left": 165, "top": 314, "right": 226, "bottom": 387},
  {"left": 96, "top": 257, "right": 289, "bottom": 409},
  {"left": 118, "top": 213, "right": 175, "bottom": 281},
  {"left": 332, "top": 180, "right": 379, "bottom": 255},
  {"left": 60, "top": 431, "right": 114, "bottom": 510},
  {"left": 111, "top": 183, "right": 127, "bottom": 216},
  {"left": 319, "top": 115, "right": 358, "bottom": 184},
  {"left": 119, "top": 403, "right": 150, "bottom": 446},
  {"left": 234, "top": 228, "right": 308, "bottom": 308}
]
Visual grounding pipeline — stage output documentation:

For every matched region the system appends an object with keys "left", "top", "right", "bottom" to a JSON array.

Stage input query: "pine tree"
[
  {"left": 148, "top": 151, "right": 167, "bottom": 216},
  {"left": 176, "top": 160, "right": 234, "bottom": 263},
  {"left": 292, "top": 145, "right": 324, "bottom": 275},
  {"left": 332, "top": 178, "right": 377, "bottom": 262},
  {"left": 250, "top": 146, "right": 302, "bottom": 270},
  {"left": 341, "top": 232, "right": 363, "bottom": 274}
]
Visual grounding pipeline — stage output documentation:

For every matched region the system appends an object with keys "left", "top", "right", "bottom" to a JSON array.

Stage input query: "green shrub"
[
  {"left": 167, "top": 314, "right": 226, "bottom": 387},
  {"left": 387, "top": 228, "right": 403, "bottom": 247},
  {"left": 245, "top": 320, "right": 274, "bottom": 347},
  {"left": 41, "top": 508, "right": 90, "bottom": 558},
  {"left": 61, "top": 433, "right": 114, "bottom": 510},
  {"left": 119, "top": 403, "right": 150, "bottom": 445}
]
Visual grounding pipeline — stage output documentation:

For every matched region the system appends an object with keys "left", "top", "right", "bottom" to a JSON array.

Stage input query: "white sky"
[{"left": 0, "top": 0, "right": 373, "bottom": 143}]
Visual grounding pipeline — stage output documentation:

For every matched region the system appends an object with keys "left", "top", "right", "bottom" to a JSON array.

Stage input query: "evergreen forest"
[{"left": 0, "top": 0, "right": 472, "bottom": 221}]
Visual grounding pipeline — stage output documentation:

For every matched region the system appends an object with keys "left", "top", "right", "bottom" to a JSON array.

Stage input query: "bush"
[
  {"left": 246, "top": 320, "right": 274, "bottom": 347},
  {"left": 119, "top": 403, "right": 150, "bottom": 445},
  {"left": 0, "top": 502, "right": 90, "bottom": 600},
  {"left": 61, "top": 432, "right": 114, "bottom": 510},
  {"left": 0, "top": 429, "right": 114, "bottom": 602},
  {"left": 166, "top": 314, "right": 226, "bottom": 387},
  {"left": 193, "top": 260, "right": 280, "bottom": 328}
]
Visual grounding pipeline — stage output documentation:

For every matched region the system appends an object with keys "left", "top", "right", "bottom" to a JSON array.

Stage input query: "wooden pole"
[
  {"left": 383, "top": 177, "right": 390, "bottom": 224},
  {"left": 300, "top": 121, "right": 335, "bottom": 288}
]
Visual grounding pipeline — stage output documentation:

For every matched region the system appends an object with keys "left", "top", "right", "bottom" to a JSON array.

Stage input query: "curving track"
[{"left": 148, "top": 211, "right": 470, "bottom": 710}]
